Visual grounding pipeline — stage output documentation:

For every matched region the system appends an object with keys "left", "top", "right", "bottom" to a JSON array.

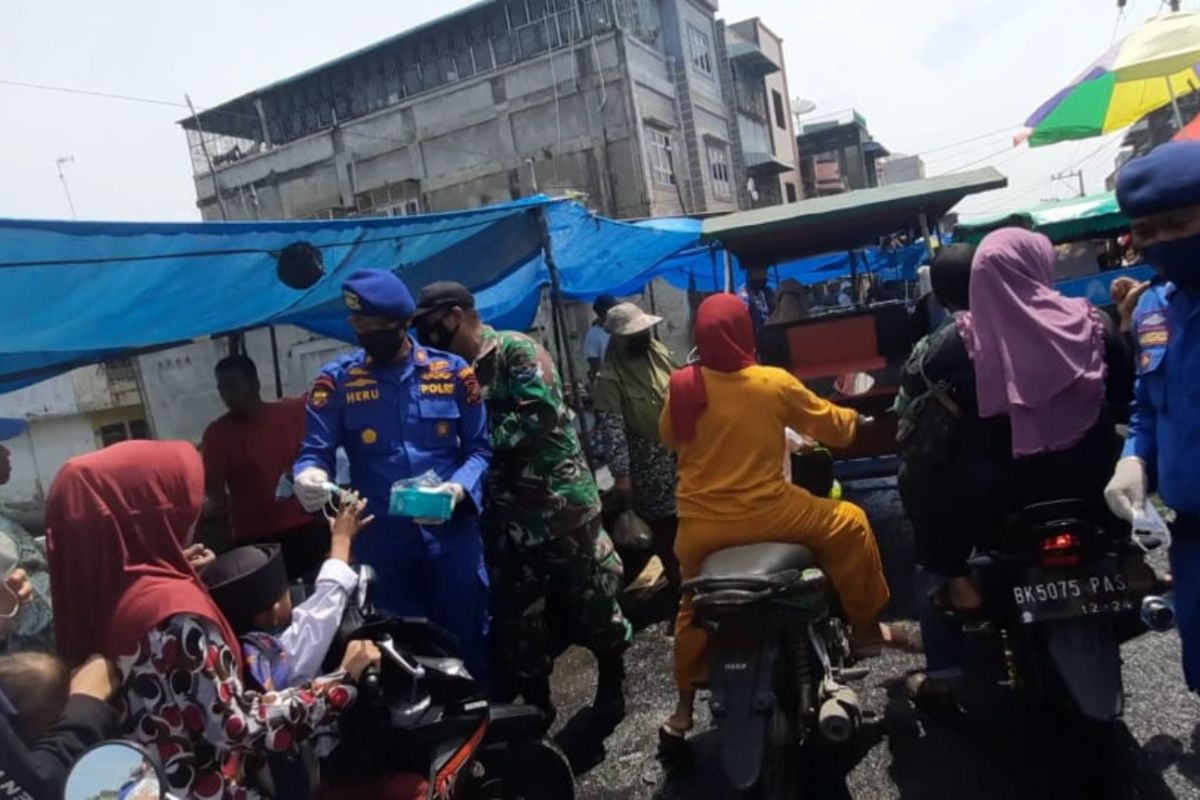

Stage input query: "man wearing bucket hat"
[
  {"left": 0, "top": 418, "right": 53, "bottom": 654},
  {"left": 1105, "top": 140, "right": 1200, "bottom": 691},
  {"left": 413, "top": 281, "right": 631, "bottom": 725},
  {"left": 595, "top": 303, "right": 682, "bottom": 603}
]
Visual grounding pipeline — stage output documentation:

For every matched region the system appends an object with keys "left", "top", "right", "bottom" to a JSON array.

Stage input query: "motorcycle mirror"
[
  {"left": 834, "top": 371, "right": 876, "bottom": 397},
  {"left": 65, "top": 741, "right": 165, "bottom": 800}
]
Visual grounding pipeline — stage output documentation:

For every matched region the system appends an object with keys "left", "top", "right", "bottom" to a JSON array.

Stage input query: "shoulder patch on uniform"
[
  {"left": 459, "top": 365, "right": 482, "bottom": 405},
  {"left": 309, "top": 375, "right": 336, "bottom": 408}
]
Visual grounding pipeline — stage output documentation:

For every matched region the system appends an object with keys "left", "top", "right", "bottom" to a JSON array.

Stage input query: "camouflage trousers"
[{"left": 486, "top": 516, "right": 632, "bottom": 702}]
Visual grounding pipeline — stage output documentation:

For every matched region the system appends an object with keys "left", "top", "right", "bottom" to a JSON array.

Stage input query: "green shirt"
[{"left": 475, "top": 327, "right": 599, "bottom": 546}]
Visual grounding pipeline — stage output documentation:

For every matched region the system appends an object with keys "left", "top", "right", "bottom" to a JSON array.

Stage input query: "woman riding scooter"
[
  {"left": 898, "top": 228, "right": 1134, "bottom": 714},
  {"left": 658, "top": 294, "right": 908, "bottom": 746}
]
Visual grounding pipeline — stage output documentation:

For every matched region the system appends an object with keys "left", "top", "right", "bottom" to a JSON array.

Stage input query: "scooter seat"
[{"left": 698, "top": 542, "right": 817, "bottom": 581}]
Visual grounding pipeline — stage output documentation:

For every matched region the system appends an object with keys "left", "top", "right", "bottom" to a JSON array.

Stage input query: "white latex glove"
[
  {"left": 1104, "top": 456, "right": 1147, "bottom": 523},
  {"left": 295, "top": 467, "right": 332, "bottom": 513},
  {"left": 414, "top": 483, "right": 465, "bottom": 526}
]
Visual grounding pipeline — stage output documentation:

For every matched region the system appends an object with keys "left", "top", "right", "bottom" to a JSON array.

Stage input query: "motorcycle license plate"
[{"left": 1012, "top": 569, "right": 1136, "bottom": 624}]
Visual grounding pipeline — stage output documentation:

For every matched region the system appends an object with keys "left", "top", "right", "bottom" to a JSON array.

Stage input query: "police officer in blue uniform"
[
  {"left": 1105, "top": 140, "right": 1200, "bottom": 690},
  {"left": 293, "top": 269, "right": 493, "bottom": 683}
]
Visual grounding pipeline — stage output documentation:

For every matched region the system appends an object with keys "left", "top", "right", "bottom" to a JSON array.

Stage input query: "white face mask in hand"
[{"left": 1131, "top": 503, "right": 1171, "bottom": 553}]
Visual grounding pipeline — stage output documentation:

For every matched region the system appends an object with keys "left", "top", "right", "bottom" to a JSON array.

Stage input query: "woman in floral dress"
[{"left": 46, "top": 440, "right": 377, "bottom": 800}]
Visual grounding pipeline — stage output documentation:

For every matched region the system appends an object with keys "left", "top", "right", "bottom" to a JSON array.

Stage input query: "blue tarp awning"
[{"left": 0, "top": 197, "right": 700, "bottom": 393}]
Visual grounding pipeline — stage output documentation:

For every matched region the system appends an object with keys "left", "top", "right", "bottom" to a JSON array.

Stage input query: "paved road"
[{"left": 548, "top": 484, "right": 1200, "bottom": 800}]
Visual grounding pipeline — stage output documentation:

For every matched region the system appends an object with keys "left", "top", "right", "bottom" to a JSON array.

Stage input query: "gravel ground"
[{"left": 545, "top": 484, "right": 1200, "bottom": 800}]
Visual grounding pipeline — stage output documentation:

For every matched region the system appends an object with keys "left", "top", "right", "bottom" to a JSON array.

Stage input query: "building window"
[
  {"left": 688, "top": 25, "right": 712, "bottom": 77},
  {"left": 97, "top": 419, "right": 149, "bottom": 448},
  {"left": 706, "top": 142, "right": 732, "bottom": 200},
  {"left": 785, "top": 182, "right": 798, "bottom": 203},
  {"left": 647, "top": 128, "right": 675, "bottom": 187},
  {"left": 773, "top": 90, "right": 787, "bottom": 129}
]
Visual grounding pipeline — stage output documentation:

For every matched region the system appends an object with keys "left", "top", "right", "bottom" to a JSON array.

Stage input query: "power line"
[
  {"left": 925, "top": 133, "right": 1023, "bottom": 165},
  {"left": 0, "top": 77, "right": 504, "bottom": 163},
  {"left": 919, "top": 125, "right": 1022, "bottom": 155}
]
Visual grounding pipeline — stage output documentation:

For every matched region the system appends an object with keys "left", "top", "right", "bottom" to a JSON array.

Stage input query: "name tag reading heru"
[{"left": 346, "top": 388, "right": 381, "bottom": 404}]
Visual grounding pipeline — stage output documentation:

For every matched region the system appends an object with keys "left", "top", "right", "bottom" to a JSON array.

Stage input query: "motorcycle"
[
  {"left": 958, "top": 498, "right": 1166, "bottom": 722},
  {"left": 317, "top": 565, "right": 575, "bottom": 800},
  {"left": 685, "top": 544, "right": 865, "bottom": 800}
]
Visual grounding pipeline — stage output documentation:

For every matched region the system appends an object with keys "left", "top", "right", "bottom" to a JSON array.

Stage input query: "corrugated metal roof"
[{"left": 701, "top": 167, "right": 1008, "bottom": 263}]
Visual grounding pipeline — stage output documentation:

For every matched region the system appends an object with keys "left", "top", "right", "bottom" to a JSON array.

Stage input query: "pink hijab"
[{"left": 956, "top": 228, "right": 1106, "bottom": 457}]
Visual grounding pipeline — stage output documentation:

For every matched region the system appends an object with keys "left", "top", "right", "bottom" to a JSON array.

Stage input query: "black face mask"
[
  {"left": 623, "top": 331, "right": 653, "bottom": 355},
  {"left": 1142, "top": 230, "right": 1200, "bottom": 290},
  {"left": 357, "top": 326, "right": 407, "bottom": 364},
  {"left": 417, "top": 314, "right": 460, "bottom": 351}
]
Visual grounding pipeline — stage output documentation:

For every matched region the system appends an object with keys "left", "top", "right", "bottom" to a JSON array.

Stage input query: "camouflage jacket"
[{"left": 474, "top": 326, "right": 599, "bottom": 546}]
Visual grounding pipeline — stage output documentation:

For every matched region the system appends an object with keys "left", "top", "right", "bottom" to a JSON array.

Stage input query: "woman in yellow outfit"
[{"left": 659, "top": 293, "right": 898, "bottom": 741}]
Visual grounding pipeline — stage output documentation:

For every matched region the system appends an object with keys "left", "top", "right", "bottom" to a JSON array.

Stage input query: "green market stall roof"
[
  {"left": 954, "top": 191, "right": 1129, "bottom": 245},
  {"left": 700, "top": 167, "right": 1007, "bottom": 265}
]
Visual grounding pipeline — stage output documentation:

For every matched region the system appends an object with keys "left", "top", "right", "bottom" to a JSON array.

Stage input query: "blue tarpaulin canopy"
[{"left": 0, "top": 197, "right": 699, "bottom": 393}]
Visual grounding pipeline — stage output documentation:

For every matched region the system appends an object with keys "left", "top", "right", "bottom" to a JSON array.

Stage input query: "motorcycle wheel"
[
  {"left": 759, "top": 705, "right": 801, "bottom": 800},
  {"left": 474, "top": 738, "right": 575, "bottom": 800}
]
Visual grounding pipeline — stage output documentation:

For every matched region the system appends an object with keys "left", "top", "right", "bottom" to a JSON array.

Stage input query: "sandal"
[
  {"left": 905, "top": 672, "right": 967, "bottom": 722},
  {"left": 928, "top": 582, "right": 984, "bottom": 618},
  {"left": 852, "top": 622, "right": 923, "bottom": 659},
  {"left": 657, "top": 720, "right": 692, "bottom": 761}
]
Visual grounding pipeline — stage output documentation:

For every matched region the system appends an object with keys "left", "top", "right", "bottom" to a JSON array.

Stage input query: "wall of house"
[{"left": 194, "top": 30, "right": 655, "bottom": 223}]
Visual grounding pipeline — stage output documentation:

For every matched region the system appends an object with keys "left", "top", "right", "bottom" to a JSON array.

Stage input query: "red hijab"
[
  {"left": 46, "top": 440, "right": 242, "bottom": 670},
  {"left": 668, "top": 293, "right": 757, "bottom": 442}
]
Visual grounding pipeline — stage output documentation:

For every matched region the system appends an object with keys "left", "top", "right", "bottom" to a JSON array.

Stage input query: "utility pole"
[
  {"left": 1051, "top": 168, "right": 1086, "bottom": 198},
  {"left": 185, "top": 93, "right": 230, "bottom": 221},
  {"left": 55, "top": 156, "right": 77, "bottom": 219}
]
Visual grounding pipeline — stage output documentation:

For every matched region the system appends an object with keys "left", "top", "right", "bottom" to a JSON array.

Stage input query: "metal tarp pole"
[
  {"left": 537, "top": 207, "right": 593, "bottom": 466},
  {"left": 919, "top": 211, "right": 936, "bottom": 262},
  {"left": 268, "top": 325, "right": 284, "bottom": 399}
]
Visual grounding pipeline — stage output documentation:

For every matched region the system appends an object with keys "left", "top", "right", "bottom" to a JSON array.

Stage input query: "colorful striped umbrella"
[{"left": 1018, "top": 11, "right": 1200, "bottom": 148}]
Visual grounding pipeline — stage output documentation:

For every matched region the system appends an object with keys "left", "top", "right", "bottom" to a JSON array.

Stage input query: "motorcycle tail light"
[{"left": 1041, "top": 532, "right": 1081, "bottom": 568}]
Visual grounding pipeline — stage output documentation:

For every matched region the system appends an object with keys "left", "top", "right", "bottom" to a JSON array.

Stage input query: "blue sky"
[{"left": 0, "top": 0, "right": 1194, "bottom": 222}]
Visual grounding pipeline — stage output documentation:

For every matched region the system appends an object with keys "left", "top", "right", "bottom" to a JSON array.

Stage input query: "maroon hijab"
[
  {"left": 668, "top": 293, "right": 757, "bottom": 442},
  {"left": 46, "top": 440, "right": 242, "bottom": 670}
]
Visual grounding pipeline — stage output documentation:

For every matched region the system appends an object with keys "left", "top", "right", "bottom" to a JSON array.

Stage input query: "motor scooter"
[{"left": 316, "top": 565, "right": 575, "bottom": 800}]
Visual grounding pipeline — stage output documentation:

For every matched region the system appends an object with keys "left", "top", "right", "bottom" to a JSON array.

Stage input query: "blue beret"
[
  {"left": 342, "top": 269, "right": 416, "bottom": 320},
  {"left": 1117, "top": 141, "right": 1200, "bottom": 219}
]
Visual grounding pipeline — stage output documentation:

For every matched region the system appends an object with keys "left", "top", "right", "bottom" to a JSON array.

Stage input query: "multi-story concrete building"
[
  {"left": 876, "top": 153, "right": 926, "bottom": 186},
  {"left": 797, "top": 109, "right": 889, "bottom": 197},
  {"left": 718, "top": 18, "right": 802, "bottom": 208},
  {"left": 0, "top": 361, "right": 150, "bottom": 525},
  {"left": 180, "top": 0, "right": 776, "bottom": 222}
]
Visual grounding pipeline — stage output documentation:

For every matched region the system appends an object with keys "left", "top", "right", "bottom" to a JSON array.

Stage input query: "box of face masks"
[{"left": 389, "top": 471, "right": 454, "bottom": 521}]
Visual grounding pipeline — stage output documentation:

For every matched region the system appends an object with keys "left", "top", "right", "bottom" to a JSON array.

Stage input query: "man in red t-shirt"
[{"left": 202, "top": 355, "right": 329, "bottom": 579}]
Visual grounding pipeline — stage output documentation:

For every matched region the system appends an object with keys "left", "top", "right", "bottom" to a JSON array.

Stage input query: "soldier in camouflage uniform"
[{"left": 412, "top": 282, "right": 631, "bottom": 722}]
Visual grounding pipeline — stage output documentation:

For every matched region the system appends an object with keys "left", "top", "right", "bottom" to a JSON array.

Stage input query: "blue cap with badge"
[
  {"left": 1117, "top": 141, "right": 1200, "bottom": 219},
  {"left": 0, "top": 418, "right": 26, "bottom": 442},
  {"left": 342, "top": 270, "right": 416, "bottom": 321}
]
